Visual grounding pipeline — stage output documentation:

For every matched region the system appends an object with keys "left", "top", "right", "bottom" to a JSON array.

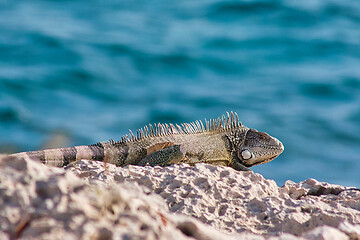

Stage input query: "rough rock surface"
[{"left": 1, "top": 155, "right": 359, "bottom": 240}]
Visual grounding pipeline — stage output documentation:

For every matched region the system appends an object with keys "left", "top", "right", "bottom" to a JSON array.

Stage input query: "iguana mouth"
[{"left": 244, "top": 155, "right": 278, "bottom": 167}]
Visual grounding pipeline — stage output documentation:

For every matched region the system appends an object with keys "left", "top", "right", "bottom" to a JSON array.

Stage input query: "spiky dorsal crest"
[{"left": 116, "top": 111, "right": 243, "bottom": 143}]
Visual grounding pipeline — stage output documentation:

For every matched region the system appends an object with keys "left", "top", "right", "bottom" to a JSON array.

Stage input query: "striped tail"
[{"left": 10, "top": 144, "right": 105, "bottom": 167}]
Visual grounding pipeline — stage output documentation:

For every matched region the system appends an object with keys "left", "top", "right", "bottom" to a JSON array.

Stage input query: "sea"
[{"left": 0, "top": 0, "right": 359, "bottom": 187}]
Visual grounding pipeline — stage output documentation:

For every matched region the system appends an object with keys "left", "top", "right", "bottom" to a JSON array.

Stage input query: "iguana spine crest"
[{"left": 113, "top": 111, "right": 242, "bottom": 144}]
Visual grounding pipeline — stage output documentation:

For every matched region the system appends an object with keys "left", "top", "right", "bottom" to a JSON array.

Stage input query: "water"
[{"left": 1, "top": 0, "right": 360, "bottom": 187}]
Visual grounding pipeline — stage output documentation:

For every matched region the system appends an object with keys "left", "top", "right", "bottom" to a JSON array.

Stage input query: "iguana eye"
[
  {"left": 241, "top": 149, "right": 252, "bottom": 160},
  {"left": 259, "top": 133, "right": 269, "bottom": 141}
]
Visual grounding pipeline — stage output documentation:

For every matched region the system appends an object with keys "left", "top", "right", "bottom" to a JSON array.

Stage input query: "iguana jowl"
[{"left": 10, "top": 112, "right": 284, "bottom": 171}]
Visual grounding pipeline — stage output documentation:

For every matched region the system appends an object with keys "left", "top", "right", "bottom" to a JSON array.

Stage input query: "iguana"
[{"left": 9, "top": 112, "right": 284, "bottom": 171}]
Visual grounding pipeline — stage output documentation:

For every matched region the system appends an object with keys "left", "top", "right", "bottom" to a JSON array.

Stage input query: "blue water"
[{"left": 1, "top": 0, "right": 360, "bottom": 187}]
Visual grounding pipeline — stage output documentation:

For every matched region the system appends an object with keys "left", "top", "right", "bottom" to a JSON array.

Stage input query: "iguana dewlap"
[{"left": 10, "top": 112, "right": 284, "bottom": 171}]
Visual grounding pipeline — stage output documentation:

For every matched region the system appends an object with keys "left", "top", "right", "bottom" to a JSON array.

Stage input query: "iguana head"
[{"left": 232, "top": 128, "right": 284, "bottom": 167}]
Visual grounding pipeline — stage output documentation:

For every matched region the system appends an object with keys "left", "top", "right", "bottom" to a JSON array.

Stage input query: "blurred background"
[{"left": 0, "top": 0, "right": 359, "bottom": 187}]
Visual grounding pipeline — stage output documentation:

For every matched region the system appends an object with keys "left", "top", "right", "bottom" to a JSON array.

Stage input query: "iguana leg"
[
  {"left": 138, "top": 144, "right": 186, "bottom": 167},
  {"left": 230, "top": 160, "right": 251, "bottom": 171},
  {"left": 230, "top": 151, "right": 251, "bottom": 171}
]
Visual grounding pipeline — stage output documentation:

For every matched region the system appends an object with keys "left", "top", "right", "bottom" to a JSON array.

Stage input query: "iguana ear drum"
[{"left": 241, "top": 149, "right": 252, "bottom": 160}]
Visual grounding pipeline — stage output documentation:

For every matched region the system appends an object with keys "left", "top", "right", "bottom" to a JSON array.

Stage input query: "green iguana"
[{"left": 10, "top": 112, "right": 284, "bottom": 171}]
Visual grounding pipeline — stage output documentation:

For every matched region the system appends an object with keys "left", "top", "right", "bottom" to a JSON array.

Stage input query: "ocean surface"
[{"left": 1, "top": 0, "right": 359, "bottom": 187}]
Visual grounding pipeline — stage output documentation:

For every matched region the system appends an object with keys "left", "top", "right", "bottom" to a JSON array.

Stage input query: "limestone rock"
[
  {"left": 302, "top": 226, "right": 348, "bottom": 240},
  {"left": 1, "top": 155, "right": 359, "bottom": 240},
  {"left": 69, "top": 160, "right": 360, "bottom": 237}
]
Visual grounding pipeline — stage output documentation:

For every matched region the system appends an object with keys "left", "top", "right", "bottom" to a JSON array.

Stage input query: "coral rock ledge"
[{"left": 0, "top": 155, "right": 359, "bottom": 240}]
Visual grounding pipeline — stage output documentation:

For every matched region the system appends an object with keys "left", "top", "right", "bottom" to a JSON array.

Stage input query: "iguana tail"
[{"left": 10, "top": 144, "right": 107, "bottom": 167}]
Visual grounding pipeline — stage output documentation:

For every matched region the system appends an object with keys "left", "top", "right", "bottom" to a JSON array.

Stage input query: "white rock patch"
[{"left": 1, "top": 155, "right": 359, "bottom": 240}]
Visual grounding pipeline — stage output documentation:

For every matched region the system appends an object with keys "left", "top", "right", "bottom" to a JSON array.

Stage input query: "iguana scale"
[{"left": 10, "top": 112, "right": 284, "bottom": 171}]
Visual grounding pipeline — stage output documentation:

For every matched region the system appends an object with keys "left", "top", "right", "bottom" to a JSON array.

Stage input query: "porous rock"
[
  {"left": 302, "top": 225, "right": 348, "bottom": 240},
  {"left": 1, "top": 155, "right": 359, "bottom": 240}
]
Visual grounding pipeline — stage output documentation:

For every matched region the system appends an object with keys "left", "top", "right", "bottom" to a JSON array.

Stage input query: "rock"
[
  {"left": 302, "top": 225, "right": 348, "bottom": 240},
  {"left": 338, "top": 222, "right": 360, "bottom": 239},
  {"left": 1, "top": 155, "right": 359, "bottom": 239},
  {"left": 69, "top": 160, "right": 360, "bottom": 237}
]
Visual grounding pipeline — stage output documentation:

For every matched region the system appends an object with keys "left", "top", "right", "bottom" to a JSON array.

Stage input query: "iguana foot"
[
  {"left": 231, "top": 160, "right": 252, "bottom": 171},
  {"left": 138, "top": 144, "right": 186, "bottom": 167}
]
